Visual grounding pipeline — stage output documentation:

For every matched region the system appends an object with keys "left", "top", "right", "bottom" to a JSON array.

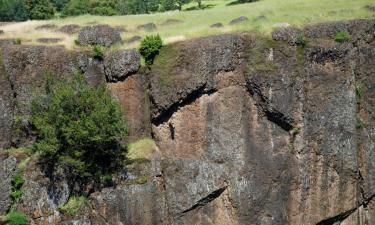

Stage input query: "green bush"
[
  {"left": 10, "top": 173, "right": 25, "bottom": 202},
  {"left": 0, "top": 0, "right": 29, "bottom": 21},
  {"left": 13, "top": 38, "right": 22, "bottom": 45},
  {"left": 334, "top": 31, "right": 350, "bottom": 43},
  {"left": 31, "top": 73, "right": 128, "bottom": 180},
  {"left": 62, "top": 0, "right": 89, "bottom": 16},
  {"left": 27, "top": 0, "right": 55, "bottom": 20},
  {"left": 139, "top": 34, "right": 163, "bottom": 65},
  {"left": 59, "top": 196, "right": 87, "bottom": 216},
  {"left": 6, "top": 211, "right": 28, "bottom": 225},
  {"left": 93, "top": 45, "right": 106, "bottom": 60},
  {"left": 355, "top": 83, "right": 364, "bottom": 99}
]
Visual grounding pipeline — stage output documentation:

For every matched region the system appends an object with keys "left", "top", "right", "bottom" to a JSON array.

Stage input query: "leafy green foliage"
[
  {"left": 13, "top": 38, "right": 22, "bottom": 45},
  {"left": 58, "top": 196, "right": 87, "bottom": 216},
  {"left": 355, "top": 83, "right": 364, "bottom": 99},
  {"left": 52, "top": 0, "right": 69, "bottom": 11},
  {"left": 6, "top": 211, "right": 28, "bottom": 225},
  {"left": 139, "top": 34, "right": 163, "bottom": 65},
  {"left": 61, "top": 0, "right": 89, "bottom": 16},
  {"left": 92, "top": 45, "right": 106, "bottom": 60},
  {"left": 31, "top": 73, "right": 128, "bottom": 180},
  {"left": 0, "top": 0, "right": 29, "bottom": 21},
  {"left": 334, "top": 31, "right": 350, "bottom": 43},
  {"left": 11, "top": 173, "right": 25, "bottom": 202},
  {"left": 27, "top": 0, "right": 55, "bottom": 19}
]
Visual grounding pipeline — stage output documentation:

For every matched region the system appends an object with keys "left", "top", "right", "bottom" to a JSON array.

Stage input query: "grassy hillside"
[{"left": 0, "top": 0, "right": 374, "bottom": 49}]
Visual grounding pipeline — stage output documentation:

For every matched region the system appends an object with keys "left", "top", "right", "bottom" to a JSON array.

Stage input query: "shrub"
[
  {"left": 13, "top": 38, "right": 22, "bottom": 45},
  {"left": 27, "top": 0, "right": 55, "bottom": 20},
  {"left": 62, "top": 0, "right": 90, "bottom": 17},
  {"left": 31, "top": 73, "right": 128, "bottom": 180},
  {"left": 334, "top": 31, "right": 350, "bottom": 43},
  {"left": 10, "top": 173, "right": 25, "bottom": 202},
  {"left": 139, "top": 34, "right": 163, "bottom": 65},
  {"left": 0, "top": 0, "right": 29, "bottom": 21},
  {"left": 59, "top": 196, "right": 87, "bottom": 216},
  {"left": 355, "top": 83, "right": 364, "bottom": 99},
  {"left": 92, "top": 45, "right": 106, "bottom": 60},
  {"left": 6, "top": 211, "right": 28, "bottom": 225},
  {"left": 296, "top": 34, "right": 307, "bottom": 47}
]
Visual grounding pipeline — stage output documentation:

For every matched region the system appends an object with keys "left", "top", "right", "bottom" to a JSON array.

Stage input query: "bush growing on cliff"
[
  {"left": 5, "top": 211, "right": 28, "bottom": 225},
  {"left": 139, "top": 34, "right": 163, "bottom": 65},
  {"left": 334, "top": 31, "right": 350, "bottom": 43},
  {"left": 31, "top": 73, "right": 128, "bottom": 181}
]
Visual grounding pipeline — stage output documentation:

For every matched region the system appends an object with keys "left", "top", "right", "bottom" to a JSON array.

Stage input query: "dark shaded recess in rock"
[
  {"left": 151, "top": 84, "right": 216, "bottom": 126},
  {"left": 246, "top": 80, "right": 294, "bottom": 131},
  {"left": 316, "top": 193, "right": 375, "bottom": 225},
  {"left": 178, "top": 186, "right": 228, "bottom": 216}
]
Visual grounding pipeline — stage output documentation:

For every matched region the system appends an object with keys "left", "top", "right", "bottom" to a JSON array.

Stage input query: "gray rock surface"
[
  {"left": 0, "top": 155, "right": 17, "bottom": 214},
  {"left": 0, "top": 19, "right": 375, "bottom": 225},
  {"left": 137, "top": 23, "right": 157, "bottom": 31},
  {"left": 104, "top": 49, "right": 140, "bottom": 82},
  {"left": 229, "top": 16, "right": 248, "bottom": 25},
  {"left": 77, "top": 25, "right": 122, "bottom": 47}
]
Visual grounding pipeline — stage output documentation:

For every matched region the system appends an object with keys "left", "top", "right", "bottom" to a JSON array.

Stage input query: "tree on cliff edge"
[{"left": 31, "top": 73, "right": 128, "bottom": 184}]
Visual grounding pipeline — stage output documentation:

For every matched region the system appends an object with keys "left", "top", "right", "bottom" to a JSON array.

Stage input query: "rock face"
[
  {"left": 0, "top": 19, "right": 375, "bottom": 225},
  {"left": 77, "top": 25, "right": 122, "bottom": 47},
  {"left": 104, "top": 49, "right": 141, "bottom": 82},
  {"left": 0, "top": 154, "right": 17, "bottom": 214}
]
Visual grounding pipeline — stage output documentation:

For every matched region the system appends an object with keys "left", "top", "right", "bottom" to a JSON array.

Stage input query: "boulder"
[
  {"left": 104, "top": 49, "right": 140, "bottom": 82},
  {"left": 127, "top": 36, "right": 142, "bottom": 44},
  {"left": 271, "top": 26, "right": 302, "bottom": 45},
  {"left": 36, "top": 38, "right": 62, "bottom": 44},
  {"left": 77, "top": 25, "right": 122, "bottom": 47},
  {"left": 57, "top": 24, "right": 81, "bottom": 34},
  {"left": 137, "top": 23, "right": 157, "bottom": 31},
  {"left": 229, "top": 16, "right": 248, "bottom": 25},
  {"left": 210, "top": 23, "right": 223, "bottom": 28},
  {"left": 35, "top": 24, "right": 57, "bottom": 30},
  {"left": 162, "top": 19, "right": 183, "bottom": 26}
]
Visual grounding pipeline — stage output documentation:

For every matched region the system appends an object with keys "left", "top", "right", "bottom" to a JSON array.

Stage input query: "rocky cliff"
[{"left": 0, "top": 19, "right": 374, "bottom": 225}]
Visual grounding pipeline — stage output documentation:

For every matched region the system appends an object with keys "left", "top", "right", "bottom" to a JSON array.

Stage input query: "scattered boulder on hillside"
[
  {"left": 229, "top": 16, "right": 248, "bottom": 25},
  {"left": 364, "top": 5, "right": 375, "bottom": 12},
  {"left": 137, "top": 23, "right": 157, "bottom": 31},
  {"left": 35, "top": 24, "right": 57, "bottom": 30},
  {"left": 104, "top": 49, "right": 141, "bottom": 82},
  {"left": 0, "top": 39, "right": 15, "bottom": 46},
  {"left": 114, "top": 26, "right": 127, "bottom": 33},
  {"left": 210, "top": 23, "right": 224, "bottom": 28},
  {"left": 77, "top": 25, "right": 122, "bottom": 47},
  {"left": 127, "top": 36, "right": 142, "bottom": 44},
  {"left": 162, "top": 19, "right": 183, "bottom": 26},
  {"left": 37, "top": 38, "right": 62, "bottom": 44},
  {"left": 57, "top": 24, "right": 81, "bottom": 34},
  {"left": 255, "top": 15, "right": 267, "bottom": 21},
  {"left": 272, "top": 27, "right": 302, "bottom": 45}
]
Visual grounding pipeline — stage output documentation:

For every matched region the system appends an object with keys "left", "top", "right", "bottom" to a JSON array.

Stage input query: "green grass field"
[{"left": 1, "top": 0, "right": 374, "bottom": 49}]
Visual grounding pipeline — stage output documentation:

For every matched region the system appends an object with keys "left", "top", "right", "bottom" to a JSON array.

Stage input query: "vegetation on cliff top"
[{"left": 0, "top": 0, "right": 374, "bottom": 49}]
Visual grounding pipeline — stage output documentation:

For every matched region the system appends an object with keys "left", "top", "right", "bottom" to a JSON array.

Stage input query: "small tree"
[
  {"left": 27, "top": 0, "right": 55, "bottom": 20},
  {"left": 139, "top": 34, "right": 163, "bottom": 65},
  {"left": 0, "top": 0, "right": 29, "bottom": 21},
  {"left": 31, "top": 73, "right": 128, "bottom": 182}
]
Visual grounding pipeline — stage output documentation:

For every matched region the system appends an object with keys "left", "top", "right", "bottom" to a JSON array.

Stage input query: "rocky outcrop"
[
  {"left": 0, "top": 19, "right": 375, "bottom": 225},
  {"left": 0, "top": 154, "right": 17, "bottom": 214},
  {"left": 104, "top": 49, "right": 141, "bottom": 82},
  {"left": 77, "top": 25, "right": 122, "bottom": 47}
]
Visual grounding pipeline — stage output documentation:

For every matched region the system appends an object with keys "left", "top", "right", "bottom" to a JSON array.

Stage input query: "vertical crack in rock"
[
  {"left": 315, "top": 193, "right": 375, "bottom": 225},
  {"left": 151, "top": 84, "right": 216, "bottom": 126},
  {"left": 178, "top": 185, "right": 229, "bottom": 217},
  {"left": 246, "top": 81, "right": 294, "bottom": 131}
]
